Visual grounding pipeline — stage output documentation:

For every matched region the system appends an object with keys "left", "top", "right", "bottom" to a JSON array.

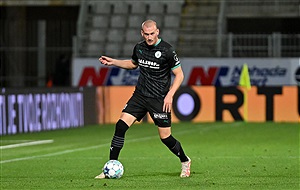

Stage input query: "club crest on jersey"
[{"left": 155, "top": 51, "right": 162, "bottom": 58}]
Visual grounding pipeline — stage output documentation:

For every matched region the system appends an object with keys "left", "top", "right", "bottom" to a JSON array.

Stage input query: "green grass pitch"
[{"left": 1, "top": 122, "right": 299, "bottom": 190}]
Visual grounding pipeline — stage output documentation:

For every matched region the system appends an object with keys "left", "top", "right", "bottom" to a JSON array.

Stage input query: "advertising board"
[
  {"left": 72, "top": 58, "right": 300, "bottom": 87},
  {"left": 0, "top": 88, "right": 85, "bottom": 136},
  {"left": 96, "top": 86, "right": 300, "bottom": 123}
]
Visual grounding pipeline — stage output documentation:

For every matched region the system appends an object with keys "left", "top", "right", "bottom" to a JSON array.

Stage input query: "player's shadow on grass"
[
  {"left": 125, "top": 171, "right": 198, "bottom": 178},
  {"left": 161, "top": 172, "right": 179, "bottom": 177},
  {"left": 124, "top": 172, "right": 176, "bottom": 178}
]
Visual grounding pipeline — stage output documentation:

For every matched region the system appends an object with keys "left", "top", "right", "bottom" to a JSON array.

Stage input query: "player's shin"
[
  {"left": 161, "top": 135, "right": 189, "bottom": 162},
  {"left": 109, "top": 119, "right": 129, "bottom": 160}
]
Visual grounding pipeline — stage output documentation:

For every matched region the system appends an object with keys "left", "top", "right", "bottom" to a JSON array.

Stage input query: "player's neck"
[{"left": 145, "top": 38, "right": 161, "bottom": 48}]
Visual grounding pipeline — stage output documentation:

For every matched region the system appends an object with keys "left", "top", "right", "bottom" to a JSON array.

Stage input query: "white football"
[{"left": 102, "top": 160, "right": 124, "bottom": 179}]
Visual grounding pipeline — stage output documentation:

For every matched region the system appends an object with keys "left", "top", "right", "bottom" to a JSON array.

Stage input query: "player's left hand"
[{"left": 163, "top": 94, "right": 173, "bottom": 113}]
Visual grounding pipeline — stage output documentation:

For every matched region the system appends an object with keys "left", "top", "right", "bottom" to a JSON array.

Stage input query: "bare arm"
[
  {"left": 163, "top": 66, "right": 184, "bottom": 112},
  {"left": 99, "top": 56, "right": 138, "bottom": 70}
]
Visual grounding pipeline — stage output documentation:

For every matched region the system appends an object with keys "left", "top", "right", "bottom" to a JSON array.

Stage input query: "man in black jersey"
[{"left": 95, "top": 20, "right": 191, "bottom": 179}]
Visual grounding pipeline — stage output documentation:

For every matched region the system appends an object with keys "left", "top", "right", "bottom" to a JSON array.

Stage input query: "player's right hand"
[{"left": 99, "top": 56, "right": 113, "bottom": 66}]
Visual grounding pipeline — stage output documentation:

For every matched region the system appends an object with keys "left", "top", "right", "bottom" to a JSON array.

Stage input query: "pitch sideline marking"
[
  {"left": 0, "top": 140, "right": 54, "bottom": 150},
  {"left": 1, "top": 140, "right": 32, "bottom": 143},
  {"left": 0, "top": 137, "right": 151, "bottom": 164},
  {"left": 0, "top": 124, "right": 224, "bottom": 164}
]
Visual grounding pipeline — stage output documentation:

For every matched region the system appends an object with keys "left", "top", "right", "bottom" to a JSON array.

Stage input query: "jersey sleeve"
[
  {"left": 167, "top": 47, "right": 181, "bottom": 70},
  {"left": 131, "top": 44, "right": 139, "bottom": 64}
]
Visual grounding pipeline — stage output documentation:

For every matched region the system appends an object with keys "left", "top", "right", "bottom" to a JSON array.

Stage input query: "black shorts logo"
[{"left": 153, "top": 113, "right": 168, "bottom": 119}]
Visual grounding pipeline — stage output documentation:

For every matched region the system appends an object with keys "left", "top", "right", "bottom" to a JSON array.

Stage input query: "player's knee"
[{"left": 158, "top": 127, "right": 171, "bottom": 139}]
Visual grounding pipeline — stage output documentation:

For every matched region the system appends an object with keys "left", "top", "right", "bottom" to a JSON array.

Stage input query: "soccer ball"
[{"left": 102, "top": 160, "right": 124, "bottom": 179}]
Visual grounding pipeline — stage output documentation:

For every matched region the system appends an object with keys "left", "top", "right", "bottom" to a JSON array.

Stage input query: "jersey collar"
[{"left": 154, "top": 38, "right": 162, "bottom": 46}]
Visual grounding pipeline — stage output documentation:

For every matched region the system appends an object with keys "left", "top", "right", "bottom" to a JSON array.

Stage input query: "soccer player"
[{"left": 95, "top": 20, "right": 191, "bottom": 179}]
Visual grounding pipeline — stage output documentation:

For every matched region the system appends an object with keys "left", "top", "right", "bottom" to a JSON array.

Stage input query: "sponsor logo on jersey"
[
  {"left": 138, "top": 59, "right": 160, "bottom": 69},
  {"left": 174, "top": 54, "right": 179, "bottom": 62}
]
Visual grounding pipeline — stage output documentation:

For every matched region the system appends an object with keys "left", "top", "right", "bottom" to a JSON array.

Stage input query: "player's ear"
[
  {"left": 140, "top": 29, "right": 144, "bottom": 37},
  {"left": 157, "top": 29, "right": 160, "bottom": 35}
]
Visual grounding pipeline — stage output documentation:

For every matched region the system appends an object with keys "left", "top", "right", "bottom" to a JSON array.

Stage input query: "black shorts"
[{"left": 122, "top": 92, "right": 171, "bottom": 127}]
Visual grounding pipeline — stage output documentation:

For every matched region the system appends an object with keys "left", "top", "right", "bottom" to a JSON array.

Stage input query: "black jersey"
[{"left": 131, "top": 39, "right": 181, "bottom": 98}]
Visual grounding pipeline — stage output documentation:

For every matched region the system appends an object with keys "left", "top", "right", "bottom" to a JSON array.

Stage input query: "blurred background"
[{"left": 0, "top": 0, "right": 299, "bottom": 87}]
